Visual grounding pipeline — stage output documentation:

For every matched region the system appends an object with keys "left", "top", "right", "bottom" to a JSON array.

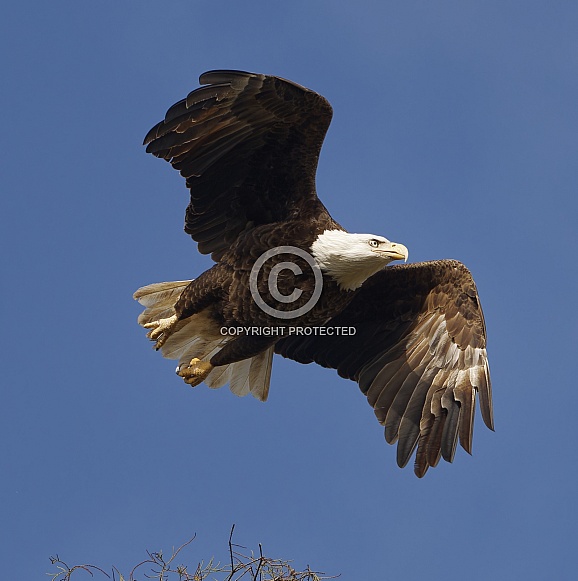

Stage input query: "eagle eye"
[{"left": 368, "top": 239, "right": 380, "bottom": 248}]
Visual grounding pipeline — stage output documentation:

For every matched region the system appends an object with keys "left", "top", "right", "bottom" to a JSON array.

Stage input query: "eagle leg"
[
  {"left": 177, "top": 358, "right": 214, "bottom": 387},
  {"left": 143, "top": 314, "right": 178, "bottom": 350}
]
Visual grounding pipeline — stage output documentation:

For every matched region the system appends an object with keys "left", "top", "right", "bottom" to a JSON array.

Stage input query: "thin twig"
[{"left": 49, "top": 528, "right": 336, "bottom": 581}]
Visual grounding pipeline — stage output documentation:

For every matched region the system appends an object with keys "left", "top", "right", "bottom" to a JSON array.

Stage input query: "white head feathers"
[{"left": 311, "top": 230, "right": 409, "bottom": 291}]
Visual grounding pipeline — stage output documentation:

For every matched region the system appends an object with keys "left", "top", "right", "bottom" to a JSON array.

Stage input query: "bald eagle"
[{"left": 134, "top": 70, "right": 493, "bottom": 477}]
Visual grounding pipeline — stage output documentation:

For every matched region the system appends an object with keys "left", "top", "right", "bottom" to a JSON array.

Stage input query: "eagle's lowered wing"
[{"left": 275, "top": 259, "right": 493, "bottom": 477}]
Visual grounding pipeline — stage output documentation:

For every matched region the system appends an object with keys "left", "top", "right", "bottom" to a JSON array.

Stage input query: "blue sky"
[{"left": 2, "top": 1, "right": 577, "bottom": 579}]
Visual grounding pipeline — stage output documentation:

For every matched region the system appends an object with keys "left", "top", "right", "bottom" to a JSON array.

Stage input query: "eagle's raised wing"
[
  {"left": 144, "top": 70, "right": 334, "bottom": 260},
  {"left": 275, "top": 260, "right": 493, "bottom": 477}
]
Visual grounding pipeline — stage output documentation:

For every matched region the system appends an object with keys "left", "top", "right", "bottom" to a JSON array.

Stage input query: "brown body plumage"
[{"left": 135, "top": 70, "right": 493, "bottom": 477}]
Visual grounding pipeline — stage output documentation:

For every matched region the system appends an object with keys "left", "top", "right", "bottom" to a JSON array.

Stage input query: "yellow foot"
[
  {"left": 177, "top": 358, "right": 214, "bottom": 387},
  {"left": 144, "top": 314, "right": 178, "bottom": 350}
]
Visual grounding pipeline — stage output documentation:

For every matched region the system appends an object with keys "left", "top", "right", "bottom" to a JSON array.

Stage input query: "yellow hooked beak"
[{"left": 379, "top": 241, "right": 409, "bottom": 262}]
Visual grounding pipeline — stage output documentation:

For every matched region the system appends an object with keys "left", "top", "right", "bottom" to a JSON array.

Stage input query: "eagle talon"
[
  {"left": 177, "top": 357, "right": 214, "bottom": 387},
  {"left": 144, "top": 314, "right": 178, "bottom": 349}
]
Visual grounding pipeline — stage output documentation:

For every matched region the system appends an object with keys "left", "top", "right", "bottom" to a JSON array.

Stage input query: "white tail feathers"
[{"left": 134, "top": 280, "right": 273, "bottom": 402}]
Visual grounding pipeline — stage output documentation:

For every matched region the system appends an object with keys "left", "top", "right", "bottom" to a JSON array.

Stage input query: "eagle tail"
[{"left": 134, "top": 281, "right": 273, "bottom": 401}]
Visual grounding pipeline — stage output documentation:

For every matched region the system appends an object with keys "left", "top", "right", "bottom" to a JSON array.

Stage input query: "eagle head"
[{"left": 311, "top": 229, "right": 409, "bottom": 291}]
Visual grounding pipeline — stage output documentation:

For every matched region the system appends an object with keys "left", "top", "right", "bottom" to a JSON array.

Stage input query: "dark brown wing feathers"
[
  {"left": 276, "top": 260, "right": 493, "bottom": 477},
  {"left": 144, "top": 70, "right": 334, "bottom": 260}
]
